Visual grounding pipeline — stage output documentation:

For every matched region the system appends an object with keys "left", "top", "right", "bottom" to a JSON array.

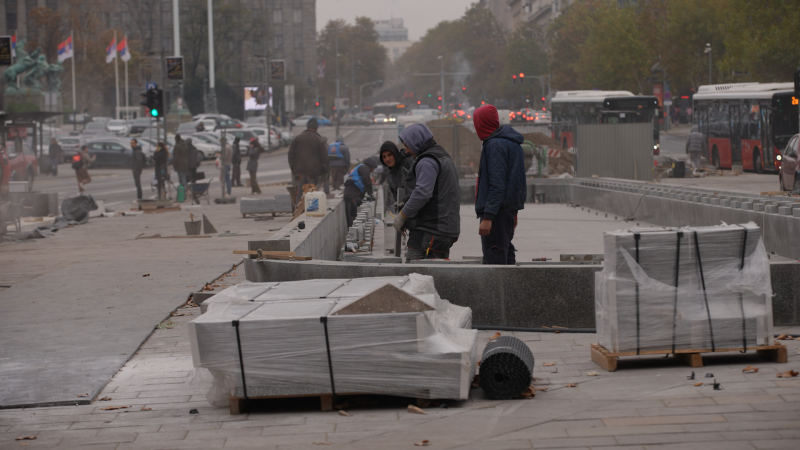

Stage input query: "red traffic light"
[
  {"left": 315, "top": 102, "right": 319, "bottom": 106},
  {"left": 437, "top": 106, "right": 442, "bottom": 109},
  {"left": 519, "top": 73, "right": 524, "bottom": 78},
  {"left": 461, "top": 86, "right": 466, "bottom": 91},
  {"left": 541, "top": 97, "right": 545, "bottom": 102},
  {"left": 438, "top": 96, "right": 442, "bottom": 100},
  {"left": 417, "top": 101, "right": 421, "bottom": 105},
  {"left": 512, "top": 75, "right": 516, "bottom": 79}
]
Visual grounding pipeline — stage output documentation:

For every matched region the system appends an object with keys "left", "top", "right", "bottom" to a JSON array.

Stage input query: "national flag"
[
  {"left": 317, "top": 60, "right": 325, "bottom": 78},
  {"left": 57, "top": 36, "right": 74, "bottom": 62},
  {"left": 117, "top": 36, "right": 131, "bottom": 62},
  {"left": 11, "top": 34, "right": 16, "bottom": 57},
  {"left": 105, "top": 37, "right": 117, "bottom": 63}
]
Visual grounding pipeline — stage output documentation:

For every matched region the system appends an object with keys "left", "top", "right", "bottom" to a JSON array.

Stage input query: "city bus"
[
  {"left": 692, "top": 83, "right": 796, "bottom": 173},
  {"left": 372, "top": 102, "right": 407, "bottom": 117},
  {"left": 551, "top": 91, "right": 661, "bottom": 152}
]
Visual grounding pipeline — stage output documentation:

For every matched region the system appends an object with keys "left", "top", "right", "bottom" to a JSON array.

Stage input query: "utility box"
[{"left": 576, "top": 123, "right": 653, "bottom": 181}]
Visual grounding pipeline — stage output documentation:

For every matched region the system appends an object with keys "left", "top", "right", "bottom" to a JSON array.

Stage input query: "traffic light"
[
  {"left": 519, "top": 73, "right": 525, "bottom": 83},
  {"left": 315, "top": 101, "right": 320, "bottom": 107},
  {"left": 417, "top": 101, "right": 421, "bottom": 105},
  {"left": 438, "top": 96, "right": 442, "bottom": 101},
  {"left": 428, "top": 93, "right": 432, "bottom": 98},
  {"left": 541, "top": 97, "right": 546, "bottom": 102},
  {"left": 462, "top": 86, "right": 466, "bottom": 91},
  {"left": 148, "top": 89, "right": 164, "bottom": 118},
  {"left": 512, "top": 75, "right": 517, "bottom": 85}
]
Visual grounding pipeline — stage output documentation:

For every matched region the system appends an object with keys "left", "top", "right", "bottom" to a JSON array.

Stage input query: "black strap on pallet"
[
  {"left": 231, "top": 320, "right": 249, "bottom": 399},
  {"left": 738, "top": 226, "right": 749, "bottom": 353},
  {"left": 693, "top": 232, "right": 716, "bottom": 352},
  {"left": 671, "top": 231, "right": 684, "bottom": 354},
  {"left": 634, "top": 233, "right": 641, "bottom": 355},
  {"left": 320, "top": 317, "right": 337, "bottom": 396}
]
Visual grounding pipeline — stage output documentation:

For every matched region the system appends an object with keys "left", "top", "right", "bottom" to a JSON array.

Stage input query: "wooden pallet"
[{"left": 590, "top": 342, "right": 788, "bottom": 372}]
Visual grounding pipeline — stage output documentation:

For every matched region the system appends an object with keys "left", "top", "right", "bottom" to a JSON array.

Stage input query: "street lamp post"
[
  {"left": 207, "top": 0, "right": 217, "bottom": 113},
  {"left": 438, "top": 56, "right": 445, "bottom": 113},
  {"left": 705, "top": 43, "right": 712, "bottom": 85}
]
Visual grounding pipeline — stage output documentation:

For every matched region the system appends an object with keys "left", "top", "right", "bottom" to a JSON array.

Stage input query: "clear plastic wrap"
[
  {"left": 595, "top": 222, "right": 773, "bottom": 354},
  {"left": 189, "top": 274, "right": 477, "bottom": 407}
]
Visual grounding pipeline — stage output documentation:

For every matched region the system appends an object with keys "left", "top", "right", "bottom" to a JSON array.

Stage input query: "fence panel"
[{"left": 576, "top": 123, "right": 653, "bottom": 181}]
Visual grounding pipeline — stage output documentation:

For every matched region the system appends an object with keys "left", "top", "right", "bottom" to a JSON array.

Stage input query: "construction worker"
[
  {"left": 343, "top": 156, "right": 379, "bottom": 228},
  {"left": 328, "top": 135, "right": 351, "bottom": 191}
]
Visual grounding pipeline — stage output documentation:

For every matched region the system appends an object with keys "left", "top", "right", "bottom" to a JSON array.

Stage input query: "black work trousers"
[
  {"left": 481, "top": 211, "right": 517, "bottom": 265},
  {"left": 132, "top": 169, "right": 143, "bottom": 200},
  {"left": 331, "top": 166, "right": 348, "bottom": 190},
  {"left": 232, "top": 163, "right": 242, "bottom": 186},
  {"left": 406, "top": 229, "right": 457, "bottom": 260},
  {"left": 345, "top": 195, "right": 362, "bottom": 228}
]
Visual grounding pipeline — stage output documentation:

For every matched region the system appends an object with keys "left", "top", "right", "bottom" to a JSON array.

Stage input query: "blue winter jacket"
[{"left": 475, "top": 126, "right": 527, "bottom": 220}]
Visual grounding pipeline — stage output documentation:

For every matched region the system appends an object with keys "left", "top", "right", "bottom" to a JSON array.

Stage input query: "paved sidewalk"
[{"left": 1, "top": 282, "right": 797, "bottom": 449}]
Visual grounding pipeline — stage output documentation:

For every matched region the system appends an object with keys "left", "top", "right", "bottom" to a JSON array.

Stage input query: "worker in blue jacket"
[{"left": 343, "top": 156, "right": 378, "bottom": 227}]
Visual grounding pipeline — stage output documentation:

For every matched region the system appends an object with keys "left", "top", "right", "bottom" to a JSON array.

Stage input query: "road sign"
[
  {"left": 270, "top": 60, "right": 286, "bottom": 81},
  {"left": 664, "top": 91, "right": 672, "bottom": 101},
  {"left": 146, "top": 82, "right": 157, "bottom": 91},
  {"left": 166, "top": 57, "right": 184, "bottom": 80}
]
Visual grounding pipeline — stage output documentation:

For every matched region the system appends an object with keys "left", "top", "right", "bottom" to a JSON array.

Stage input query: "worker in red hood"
[{"left": 472, "top": 105, "right": 527, "bottom": 265}]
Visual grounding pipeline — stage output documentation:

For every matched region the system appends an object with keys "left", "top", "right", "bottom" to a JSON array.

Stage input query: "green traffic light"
[
  {"left": 151, "top": 109, "right": 158, "bottom": 117},
  {"left": 428, "top": 94, "right": 431, "bottom": 98}
]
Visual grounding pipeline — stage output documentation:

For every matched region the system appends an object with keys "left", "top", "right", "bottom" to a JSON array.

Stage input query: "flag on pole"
[
  {"left": 11, "top": 34, "right": 16, "bottom": 57},
  {"left": 105, "top": 37, "right": 117, "bottom": 63},
  {"left": 57, "top": 36, "right": 74, "bottom": 62},
  {"left": 117, "top": 37, "right": 131, "bottom": 62}
]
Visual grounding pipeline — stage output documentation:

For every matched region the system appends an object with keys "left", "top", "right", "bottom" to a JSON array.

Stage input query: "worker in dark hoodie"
[
  {"left": 393, "top": 123, "right": 461, "bottom": 260},
  {"left": 379, "top": 140, "right": 415, "bottom": 211},
  {"left": 343, "top": 156, "right": 379, "bottom": 227},
  {"left": 328, "top": 134, "right": 351, "bottom": 190},
  {"left": 473, "top": 104, "right": 527, "bottom": 265}
]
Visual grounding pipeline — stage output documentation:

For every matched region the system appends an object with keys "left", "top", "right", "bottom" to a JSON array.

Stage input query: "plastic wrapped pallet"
[
  {"left": 190, "top": 274, "right": 477, "bottom": 406},
  {"left": 595, "top": 222, "right": 773, "bottom": 354}
]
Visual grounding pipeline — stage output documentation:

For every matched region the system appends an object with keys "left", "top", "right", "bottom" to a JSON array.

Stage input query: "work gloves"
[{"left": 393, "top": 211, "right": 407, "bottom": 233}]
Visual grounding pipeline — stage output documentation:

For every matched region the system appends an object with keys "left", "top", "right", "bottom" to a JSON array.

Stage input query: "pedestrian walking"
[
  {"left": 247, "top": 138, "right": 264, "bottom": 194},
  {"left": 220, "top": 137, "right": 232, "bottom": 195},
  {"left": 343, "top": 157, "right": 379, "bottom": 227},
  {"left": 472, "top": 105, "right": 527, "bottom": 265},
  {"left": 288, "top": 117, "right": 328, "bottom": 204},
  {"left": 153, "top": 142, "right": 169, "bottom": 200},
  {"left": 73, "top": 145, "right": 96, "bottom": 194},
  {"left": 186, "top": 138, "right": 200, "bottom": 184},
  {"left": 686, "top": 124, "right": 704, "bottom": 169},
  {"left": 172, "top": 134, "right": 189, "bottom": 188},
  {"left": 231, "top": 136, "right": 243, "bottom": 187},
  {"left": 379, "top": 140, "right": 415, "bottom": 209},
  {"left": 48, "top": 138, "right": 62, "bottom": 176},
  {"left": 328, "top": 134, "right": 351, "bottom": 191},
  {"left": 129, "top": 139, "right": 147, "bottom": 200},
  {"left": 393, "top": 124, "right": 461, "bottom": 260}
]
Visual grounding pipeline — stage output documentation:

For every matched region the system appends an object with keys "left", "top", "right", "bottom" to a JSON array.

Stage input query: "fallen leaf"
[
  {"left": 100, "top": 405, "right": 129, "bottom": 411},
  {"left": 140, "top": 407, "right": 152, "bottom": 411},
  {"left": 543, "top": 362, "right": 556, "bottom": 367},
  {"left": 776, "top": 334, "right": 792, "bottom": 340},
  {"left": 413, "top": 440, "right": 431, "bottom": 447},
  {"left": 534, "top": 387, "right": 547, "bottom": 392},
  {"left": 338, "top": 410, "right": 351, "bottom": 416},
  {"left": 553, "top": 330, "right": 561, "bottom": 334},
  {"left": 777, "top": 370, "right": 799, "bottom": 378},
  {"left": 98, "top": 397, "right": 112, "bottom": 401},
  {"left": 742, "top": 365, "right": 759, "bottom": 373},
  {"left": 15, "top": 437, "right": 36, "bottom": 441},
  {"left": 521, "top": 386, "right": 535, "bottom": 399},
  {"left": 407, "top": 405, "right": 427, "bottom": 415},
  {"left": 566, "top": 383, "right": 577, "bottom": 388},
  {"left": 142, "top": 274, "right": 150, "bottom": 277},
  {"left": 694, "top": 382, "right": 703, "bottom": 387},
  {"left": 490, "top": 332, "right": 501, "bottom": 340},
  {"left": 77, "top": 393, "right": 89, "bottom": 398},
  {"left": 586, "top": 371, "right": 599, "bottom": 376}
]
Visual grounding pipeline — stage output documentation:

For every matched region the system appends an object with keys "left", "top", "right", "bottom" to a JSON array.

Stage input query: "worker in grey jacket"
[
  {"left": 685, "top": 125, "right": 704, "bottom": 169},
  {"left": 393, "top": 124, "right": 461, "bottom": 260}
]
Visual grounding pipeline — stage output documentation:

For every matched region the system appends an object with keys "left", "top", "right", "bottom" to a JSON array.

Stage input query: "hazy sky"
[{"left": 317, "top": 0, "right": 476, "bottom": 41}]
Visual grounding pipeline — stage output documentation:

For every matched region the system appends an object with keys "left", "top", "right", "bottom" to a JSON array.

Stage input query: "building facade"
[
  {"left": 480, "top": 0, "right": 573, "bottom": 38},
  {"left": 373, "top": 17, "right": 413, "bottom": 63}
]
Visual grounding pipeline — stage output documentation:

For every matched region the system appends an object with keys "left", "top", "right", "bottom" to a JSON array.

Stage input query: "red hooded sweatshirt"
[{"left": 473, "top": 105, "right": 500, "bottom": 141}]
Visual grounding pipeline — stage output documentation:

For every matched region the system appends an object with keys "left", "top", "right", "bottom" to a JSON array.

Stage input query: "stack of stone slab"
[
  {"left": 240, "top": 194, "right": 293, "bottom": 216},
  {"left": 190, "top": 274, "right": 477, "bottom": 405},
  {"left": 595, "top": 222, "right": 773, "bottom": 354},
  {"left": 345, "top": 198, "right": 376, "bottom": 250}
]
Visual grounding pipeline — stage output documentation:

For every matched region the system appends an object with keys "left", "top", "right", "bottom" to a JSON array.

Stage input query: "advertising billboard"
[{"left": 244, "top": 87, "right": 272, "bottom": 111}]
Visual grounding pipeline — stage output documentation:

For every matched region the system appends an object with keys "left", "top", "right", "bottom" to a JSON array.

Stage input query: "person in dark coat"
[
  {"left": 186, "top": 138, "right": 200, "bottom": 184},
  {"left": 379, "top": 140, "right": 415, "bottom": 210},
  {"left": 48, "top": 138, "right": 62, "bottom": 176},
  {"left": 288, "top": 117, "right": 329, "bottom": 204},
  {"left": 129, "top": 138, "right": 147, "bottom": 200},
  {"left": 172, "top": 134, "right": 189, "bottom": 187},
  {"left": 685, "top": 125, "right": 704, "bottom": 169},
  {"left": 343, "top": 157, "right": 379, "bottom": 228},
  {"left": 473, "top": 105, "right": 527, "bottom": 265},
  {"left": 231, "top": 136, "right": 243, "bottom": 187},
  {"left": 393, "top": 124, "right": 461, "bottom": 260},
  {"left": 247, "top": 138, "right": 263, "bottom": 194},
  {"left": 328, "top": 134, "right": 351, "bottom": 190},
  {"left": 153, "top": 142, "right": 169, "bottom": 200}
]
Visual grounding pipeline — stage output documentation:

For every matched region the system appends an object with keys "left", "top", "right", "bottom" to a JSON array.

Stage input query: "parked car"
[
  {"left": 341, "top": 114, "right": 371, "bottom": 126},
  {"left": 192, "top": 113, "right": 231, "bottom": 122},
  {"left": 292, "top": 115, "right": 331, "bottom": 127},
  {"left": 778, "top": 133, "right": 800, "bottom": 191},
  {"left": 248, "top": 126, "right": 284, "bottom": 147},
  {"left": 245, "top": 116, "right": 267, "bottom": 126},
  {"left": 58, "top": 136, "right": 83, "bottom": 161},
  {"left": 176, "top": 119, "right": 216, "bottom": 135},
  {"left": 92, "top": 117, "right": 113, "bottom": 124},
  {"left": 84, "top": 138, "right": 143, "bottom": 168},
  {"left": 4, "top": 141, "right": 38, "bottom": 191},
  {"left": 82, "top": 121, "right": 109, "bottom": 136},
  {"left": 215, "top": 118, "right": 247, "bottom": 130},
  {"left": 106, "top": 119, "right": 129, "bottom": 135},
  {"left": 129, "top": 118, "right": 155, "bottom": 135},
  {"left": 66, "top": 113, "right": 92, "bottom": 124},
  {"left": 373, "top": 114, "right": 389, "bottom": 124}
]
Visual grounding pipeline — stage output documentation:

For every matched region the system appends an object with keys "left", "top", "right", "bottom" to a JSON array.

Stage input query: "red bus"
[
  {"left": 551, "top": 91, "right": 661, "bottom": 152},
  {"left": 692, "top": 82, "right": 797, "bottom": 173}
]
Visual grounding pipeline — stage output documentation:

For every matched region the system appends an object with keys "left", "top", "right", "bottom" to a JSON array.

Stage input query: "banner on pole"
[
  {"left": 117, "top": 37, "right": 131, "bottom": 62},
  {"left": 166, "top": 57, "right": 184, "bottom": 80},
  {"left": 105, "top": 37, "right": 117, "bottom": 63},
  {"left": 270, "top": 60, "right": 286, "bottom": 81},
  {"left": 0, "top": 36, "right": 11, "bottom": 65},
  {"left": 57, "top": 36, "right": 74, "bottom": 62}
]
